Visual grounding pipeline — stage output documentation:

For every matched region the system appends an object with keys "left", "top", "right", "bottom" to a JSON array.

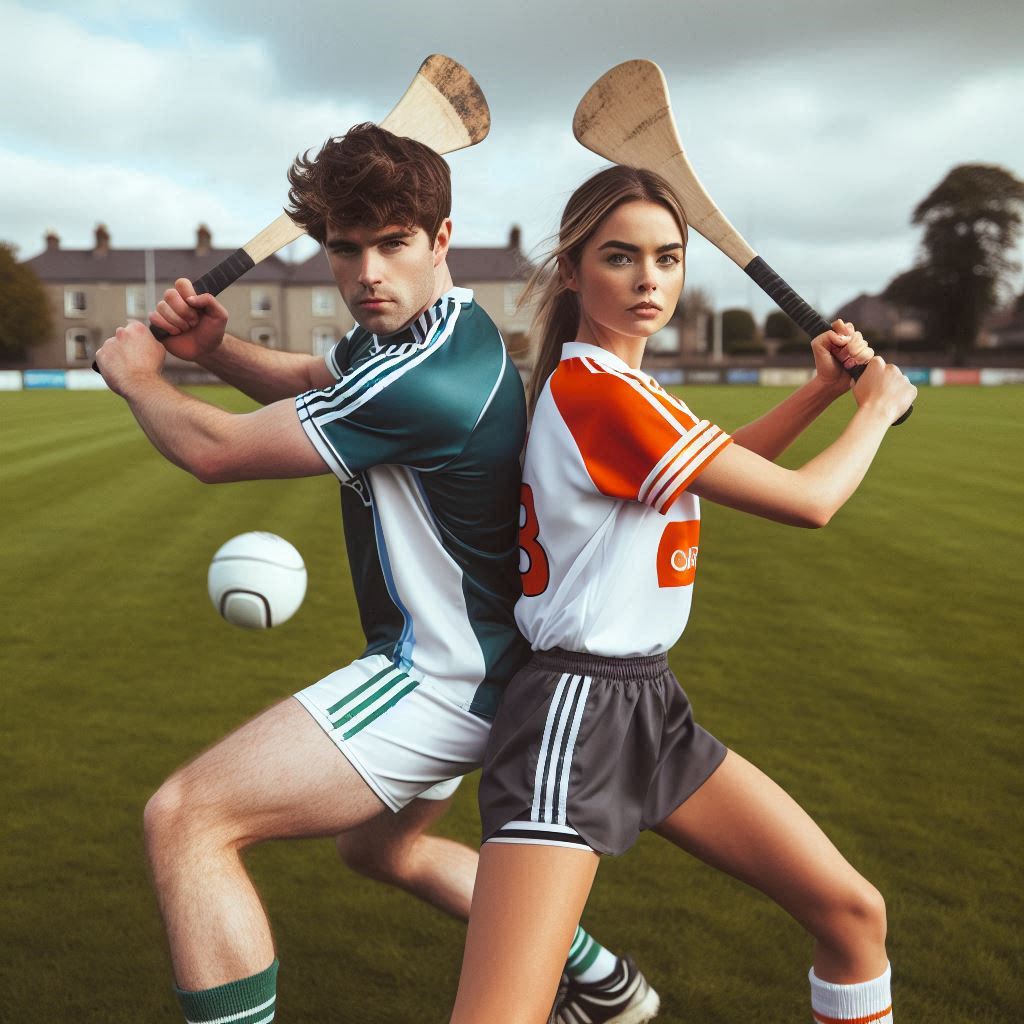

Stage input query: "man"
[{"left": 96, "top": 124, "right": 653, "bottom": 1024}]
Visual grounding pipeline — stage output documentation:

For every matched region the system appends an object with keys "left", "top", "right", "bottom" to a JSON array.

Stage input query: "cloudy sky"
[{"left": 2, "top": 0, "right": 1021, "bottom": 319}]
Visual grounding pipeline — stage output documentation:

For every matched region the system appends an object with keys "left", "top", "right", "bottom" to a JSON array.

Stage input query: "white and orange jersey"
[{"left": 515, "top": 342, "right": 733, "bottom": 657}]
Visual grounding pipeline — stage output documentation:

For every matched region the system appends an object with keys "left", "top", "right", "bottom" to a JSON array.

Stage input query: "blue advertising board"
[{"left": 24, "top": 370, "right": 67, "bottom": 389}]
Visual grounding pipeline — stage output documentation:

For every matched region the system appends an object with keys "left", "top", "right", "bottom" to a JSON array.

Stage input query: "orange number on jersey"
[{"left": 519, "top": 483, "right": 550, "bottom": 597}]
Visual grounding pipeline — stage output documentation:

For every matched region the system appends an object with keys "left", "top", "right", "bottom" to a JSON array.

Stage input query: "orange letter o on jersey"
[{"left": 519, "top": 483, "right": 550, "bottom": 597}]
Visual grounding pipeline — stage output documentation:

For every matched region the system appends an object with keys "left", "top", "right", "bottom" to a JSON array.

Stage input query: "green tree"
[
  {"left": 722, "top": 308, "right": 761, "bottom": 353},
  {"left": 764, "top": 310, "right": 799, "bottom": 341},
  {"left": 0, "top": 243, "right": 53, "bottom": 359},
  {"left": 882, "top": 164, "right": 1024, "bottom": 364}
]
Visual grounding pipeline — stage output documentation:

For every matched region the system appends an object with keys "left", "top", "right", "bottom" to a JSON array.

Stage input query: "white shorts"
[{"left": 294, "top": 654, "right": 488, "bottom": 811}]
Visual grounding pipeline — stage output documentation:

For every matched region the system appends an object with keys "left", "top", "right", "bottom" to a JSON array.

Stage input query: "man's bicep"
[{"left": 307, "top": 358, "right": 338, "bottom": 391}]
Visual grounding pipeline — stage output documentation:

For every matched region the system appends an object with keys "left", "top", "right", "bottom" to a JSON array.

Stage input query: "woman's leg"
[
  {"left": 450, "top": 843, "right": 600, "bottom": 1024},
  {"left": 655, "top": 749, "right": 888, "bottom": 984}
]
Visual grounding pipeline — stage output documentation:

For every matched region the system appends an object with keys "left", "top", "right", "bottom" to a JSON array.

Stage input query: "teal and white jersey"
[{"left": 295, "top": 287, "right": 529, "bottom": 718}]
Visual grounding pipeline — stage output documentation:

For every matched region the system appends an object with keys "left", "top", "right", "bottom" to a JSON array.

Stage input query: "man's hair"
[{"left": 286, "top": 123, "right": 452, "bottom": 244}]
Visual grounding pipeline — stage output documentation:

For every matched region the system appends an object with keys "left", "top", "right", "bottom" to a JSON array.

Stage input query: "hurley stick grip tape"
[
  {"left": 744, "top": 256, "right": 913, "bottom": 424},
  {"left": 93, "top": 247, "right": 257, "bottom": 368}
]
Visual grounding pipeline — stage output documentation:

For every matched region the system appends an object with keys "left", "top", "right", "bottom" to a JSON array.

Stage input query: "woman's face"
[{"left": 563, "top": 199, "right": 685, "bottom": 346}]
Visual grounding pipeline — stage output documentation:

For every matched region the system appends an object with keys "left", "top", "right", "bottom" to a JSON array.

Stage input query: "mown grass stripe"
[{"left": 342, "top": 680, "right": 419, "bottom": 740}]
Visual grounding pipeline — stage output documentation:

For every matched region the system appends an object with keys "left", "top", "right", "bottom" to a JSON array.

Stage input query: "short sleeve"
[
  {"left": 296, "top": 344, "right": 474, "bottom": 480},
  {"left": 550, "top": 358, "right": 732, "bottom": 514}
]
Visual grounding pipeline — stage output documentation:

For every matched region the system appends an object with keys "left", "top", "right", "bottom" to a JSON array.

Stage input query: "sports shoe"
[{"left": 552, "top": 955, "right": 660, "bottom": 1024}]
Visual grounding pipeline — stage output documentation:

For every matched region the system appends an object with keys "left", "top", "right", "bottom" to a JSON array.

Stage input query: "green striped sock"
[
  {"left": 565, "top": 926, "right": 619, "bottom": 984},
  {"left": 174, "top": 959, "right": 278, "bottom": 1024}
]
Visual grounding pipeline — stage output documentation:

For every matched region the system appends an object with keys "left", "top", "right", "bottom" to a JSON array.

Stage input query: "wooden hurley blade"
[
  {"left": 380, "top": 54, "right": 490, "bottom": 153},
  {"left": 573, "top": 59, "right": 754, "bottom": 267}
]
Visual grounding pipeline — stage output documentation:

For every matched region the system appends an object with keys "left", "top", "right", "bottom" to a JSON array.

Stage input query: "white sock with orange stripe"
[{"left": 809, "top": 963, "right": 893, "bottom": 1023}]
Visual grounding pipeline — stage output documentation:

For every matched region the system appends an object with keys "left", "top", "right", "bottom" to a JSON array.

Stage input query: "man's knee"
[
  {"left": 143, "top": 770, "right": 237, "bottom": 861},
  {"left": 336, "top": 829, "right": 416, "bottom": 885}
]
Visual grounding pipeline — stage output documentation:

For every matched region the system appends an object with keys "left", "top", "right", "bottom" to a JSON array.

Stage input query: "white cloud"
[
  {"left": 1, "top": 4, "right": 367, "bottom": 252},
  {"left": 2, "top": 0, "right": 1020, "bottom": 323}
]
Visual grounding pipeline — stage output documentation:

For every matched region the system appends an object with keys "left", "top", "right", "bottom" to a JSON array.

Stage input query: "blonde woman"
[{"left": 449, "top": 166, "right": 916, "bottom": 1024}]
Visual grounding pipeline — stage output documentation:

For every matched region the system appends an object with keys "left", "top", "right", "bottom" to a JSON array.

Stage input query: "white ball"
[{"left": 208, "top": 532, "right": 307, "bottom": 629}]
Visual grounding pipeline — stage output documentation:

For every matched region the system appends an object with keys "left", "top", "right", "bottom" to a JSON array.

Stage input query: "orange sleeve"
[{"left": 550, "top": 357, "right": 732, "bottom": 513}]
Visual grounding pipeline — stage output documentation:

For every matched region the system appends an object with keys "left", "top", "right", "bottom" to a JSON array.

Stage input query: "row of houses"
[
  {"left": 17, "top": 224, "right": 1023, "bottom": 371},
  {"left": 19, "top": 223, "right": 536, "bottom": 371}
]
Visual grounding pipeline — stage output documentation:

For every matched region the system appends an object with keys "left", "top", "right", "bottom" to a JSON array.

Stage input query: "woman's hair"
[
  {"left": 286, "top": 123, "right": 451, "bottom": 244},
  {"left": 522, "top": 166, "right": 688, "bottom": 415}
]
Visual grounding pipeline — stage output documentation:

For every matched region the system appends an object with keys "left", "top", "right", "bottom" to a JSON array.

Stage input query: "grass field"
[{"left": 2, "top": 385, "right": 1021, "bottom": 1022}]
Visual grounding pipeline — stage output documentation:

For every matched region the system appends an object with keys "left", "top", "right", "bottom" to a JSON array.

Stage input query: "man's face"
[{"left": 324, "top": 221, "right": 448, "bottom": 336}]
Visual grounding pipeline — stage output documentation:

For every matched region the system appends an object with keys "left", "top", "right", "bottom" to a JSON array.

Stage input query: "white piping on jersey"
[
  {"left": 472, "top": 337, "right": 508, "bottom": 431},
  {"left": 327, "top": 324, "right": 360, "bottom": 379},
  {"left": 295, "top": 404, "right": 355, "bottom": 479},
  {"left": 581, "top": 355, "right": 694, "bottom": 435},
  {"left": 579, "top": 355, "right": 729, "bottom": 511},
  {"left": 646, "top": 424, "right": 729, "bottom": 512},
  {"left": 304, "top": 303, "right": 450, "bottom": 415},
  {"left": 313, "top": 300, "right": 463, "bottom": 427},
  {"left": 638, "top": 421, "right": 712, "bottom": 504}
]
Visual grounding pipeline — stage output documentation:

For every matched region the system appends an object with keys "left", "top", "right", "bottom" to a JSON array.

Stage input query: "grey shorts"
[{"left": 479, "top": 648, "right": 727, "bottom": 856}]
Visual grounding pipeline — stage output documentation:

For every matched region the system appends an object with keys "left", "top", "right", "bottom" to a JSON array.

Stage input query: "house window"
[
  {"left": 504, "top": 284, "right": 522, "bottom": 316},
  {"left": 250, "top": 326, "right": 277, "bottom": 347},
  {"left": 66, "top": 328, "right": 92, "bottom": 362},
  {"left": 312, "top": 326, "right": 336, "bottom": 357},
  {"left": 312, "top": 288, "right": 336, "bottom": 317},
  {"left": 125, "top": 285, "right": 147, "bottom": 318},
  {"left": 250, "top": 289, "right": 273, "bottom": 316},
  {"left": 64, "top": 289, "right": 87, "bottom": 317}
]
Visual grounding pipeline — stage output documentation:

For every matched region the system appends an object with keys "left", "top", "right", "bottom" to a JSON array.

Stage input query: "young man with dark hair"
[{"left": 96, "top": 125, "right": 647, "bottom": 1024}]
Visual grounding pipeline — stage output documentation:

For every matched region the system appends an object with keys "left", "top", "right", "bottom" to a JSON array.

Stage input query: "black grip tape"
[
  {"left": 745, "top": 256, "right": 831, "bottom": 339},
  {"left": 191, "top": 247, "right": 256, "bottom": 299},
  {"left": 92, "top": 246, "right": 256, "bottom": 374},
  {"left": 744, "top": 255, "right": 913, "bottom": 424}
]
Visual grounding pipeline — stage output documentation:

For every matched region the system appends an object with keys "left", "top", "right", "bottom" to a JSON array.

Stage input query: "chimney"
[
  {"left": 93, "top": 223, "right": 110, "bottom": 257},
  {"left": 196, "top": 223, "right": 212, "bottom": 256},
  {"left": 45, "top": 230, "right": 60, "bottom": 252},
  {"left": 508, "top": 224, "right": 522, "bottom": 251}
]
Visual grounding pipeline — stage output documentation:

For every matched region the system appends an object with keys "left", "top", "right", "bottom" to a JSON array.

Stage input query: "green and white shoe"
[{"left": 553, "top": 956, "right": 660, "bottom": 1024}]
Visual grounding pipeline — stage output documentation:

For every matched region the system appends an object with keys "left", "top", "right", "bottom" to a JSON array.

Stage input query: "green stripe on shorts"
[
  {"left": 342, "top": 679, "right": 420, "bottom": 740},
  {"left": 325, "top": 664, "right": 398, "bottom": 718}
]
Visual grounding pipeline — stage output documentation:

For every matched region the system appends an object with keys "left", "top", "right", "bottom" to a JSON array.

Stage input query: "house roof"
[
  {"left": 285, "top": 245, "right": 531, "bottom": 285},
  {"left": 25, "top": 231, "right": 532, "bottom": 286},
  {"left": 833, "top": 291, "right": 924, "bottom": 328},
  {"left": 23, "top": 246, "right": 292, "bottom": 285}
]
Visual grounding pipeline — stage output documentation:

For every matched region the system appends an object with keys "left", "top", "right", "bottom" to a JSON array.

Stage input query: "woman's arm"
[
  {"left": 730, "top": 321, "right": 871, "bottom": 461},
  {"left": 689, "top": 356, "right": 916, "bottom": 527}
]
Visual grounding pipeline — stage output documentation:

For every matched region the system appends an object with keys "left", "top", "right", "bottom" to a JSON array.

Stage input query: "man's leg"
[
  {"left": 144, "top": 697, "right": 387, "bottom": 992},
  {"left": 335, "top": 793, "right": 476, "bottom": 919},
  {"left": 336, "top": 791, "right": 656, "bottom": 1023}
]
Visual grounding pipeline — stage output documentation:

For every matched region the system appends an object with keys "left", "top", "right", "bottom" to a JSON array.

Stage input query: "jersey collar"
[
  {"left": 560, "top": 341, "right": 635, "bottom": 373},
  {"left": 370, "top": 286, "right": 474, "bottom": 351}
]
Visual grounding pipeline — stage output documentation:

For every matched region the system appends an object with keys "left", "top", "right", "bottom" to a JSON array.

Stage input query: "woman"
[{"left": 449, "top": 166, "right": 916, "bottom": 1024}]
